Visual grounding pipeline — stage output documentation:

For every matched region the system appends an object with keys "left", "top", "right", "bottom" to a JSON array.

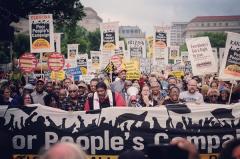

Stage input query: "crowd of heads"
[{"left": 0, "top": 70, "right": 240, "bottom": 110}]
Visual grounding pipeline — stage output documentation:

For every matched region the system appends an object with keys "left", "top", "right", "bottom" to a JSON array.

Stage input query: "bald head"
[
  {"left": 187, "top": 79, "right": 198, "bottom": 94},
  {"left": 40, "top": 142, "right": 88, "bottom": 159}
]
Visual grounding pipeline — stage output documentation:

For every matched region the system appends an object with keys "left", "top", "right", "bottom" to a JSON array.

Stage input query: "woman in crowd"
[
  {"left": 205, "top": 88, "right": 219, "bottom": 104},
  {"left": 162, "top": 86, "right": 185, "bottom": 105},
  {"left": 138, "top": 84, "right": 157, "bottom": 107},
  {"left": 0, "top": 86, "right": 12, "bottom": 105},
  {"left": 21, "top": 93, "right": 34, "bottom": 106},
  {"left": 218, "top": 88, "right": 230, "bottom": 104}
]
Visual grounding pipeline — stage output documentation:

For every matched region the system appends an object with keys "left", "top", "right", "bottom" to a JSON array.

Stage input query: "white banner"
[
  {"left": 100, "top": 22, "right": 119, "bottom": 51},
  {"left": 186, "top": 37, "right": 217, "bottom": 76},
  {"left": 29, "top": 14, "right": 54, "bottom": 53},
  {"left": 67, "top": 44, "right": 79, "bottom": 60},
  {"left": 127, "top": 38, "right": 146, "bottom": 58},
  {"left": 140, "top": 58, "right": 151, "bottom": 74},
  {"left": 219, "top": 32, "right": 240, "bottom": 80}
]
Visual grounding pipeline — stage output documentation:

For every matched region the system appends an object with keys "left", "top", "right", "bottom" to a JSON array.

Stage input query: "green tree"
[
  {"left": 0, "top": 0, "right": 86, "bottom": 42},
  {"left": 13, "top": 33, "right": 30, "bottom": 58},
  {"left": 195, "top": 32, "right": 227, "bottom": 48}
]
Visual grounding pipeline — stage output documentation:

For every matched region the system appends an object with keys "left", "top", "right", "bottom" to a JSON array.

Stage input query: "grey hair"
[{"left": 40, "top": 142, "right": 88, "bottom": 159}]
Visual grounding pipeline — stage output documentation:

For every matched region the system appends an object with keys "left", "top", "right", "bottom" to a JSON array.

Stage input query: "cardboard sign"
[
  {"left": 186, "top": 37, "right": 217, "bottom": 76},
  {"left": 219, "top": 32, "right": 240, "bottom": 80},
  {"left": 67, "top": 44, "right": 78, "bottom": 60},
  {"left": 47, "top": 52, "right": 64, "bottom": 71},
  {"left": 29, "top": 14, "right": 54, "bottom": 52},
  {"left": 100, "top": 22, "right": 119, "bottom": 51},
  {"left": 77, "top": 54, "right": 88, "bottom": 75},
  {"left": 19, "top": 53, "right": 38, "bottom": 73},
  {"left": 127, "top": 38, "right": 146, "bottom": 58},
  {"left": 50, "top": 70, "right": 65, "bottom": 81},
  {"left": 125, "top": 60, "right": 140, "bottom": 80}
]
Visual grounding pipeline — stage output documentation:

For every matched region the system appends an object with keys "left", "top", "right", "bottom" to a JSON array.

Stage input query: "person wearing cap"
[
  {"left": 84, "top": 81, "right": 126, "bottom": 111},
  {"left": 77, "top": 82, "right": 88, "bottom": 109},
  {"left": 31, "top": 79, "right": 47, "bottom": 105},
  {"left": 23, "top": 83, "right": 34, "bottom": 95},
  {"left": 110, "top": 69, "right": 127, "bottom": 97}
]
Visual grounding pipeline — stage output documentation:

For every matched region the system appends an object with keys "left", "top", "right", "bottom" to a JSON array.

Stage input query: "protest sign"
[
  {"left": 64, "top": 66, "right": 82, "bottom": 77},
  {"left": 67, "top": 44, "right": 79, "bottom": 60},
  {"left": 127, "top": 38, "right": 146, "bottom": 58},
  {"left": 140, "top": 58, "right": 151, "bottom": 74},
  {"left": 47, "top": 52, "right": 64, "bottom": 71},
  {"left": 100, "top": 51, "right": 112, "bottom": 70},
  {"left": 54, "top": 33, "right": 62, "bottom": 53},
  {"left": 29, "top": 14, "right": 54, "bottom": 53},
  {"left": 169, "top": 46, "right": 180, "bottom": 60},
  {"left": 186, "top": 37, "right": 217, "bottom": 76},
  {"left": 219, "top": 32, "right": 240, "bottom": 80},
  {"left": 91, "top": 51, "right": 101, "bottom": 70},
  {"left": 50, "top": 70, "right": 65, "bottom": 81},
  {"left": 100, "top": 22, "right": 119, "bottom": 51},
  {"left": 79, "top": 75, "right": 95, "bottom": 84},
  {"left": 77, "top": 54, "right": 88, "bottom": 75},
  {"left": 64, "top": 59, "right": 77, "bottom": 69},
  {"left": 2, "top": 104, "right": 240, "bottom": 159},
  {"left": 125, "top": 60, "right": 140, "bottom": 80},
  {"left": 181, "top": 51, "right": 189, "bottom": 64},
  {"left": 170, "top": 70, "right": 184, "bottom": 79},
  {"left": 111, "top": 55, "right": 122, "bottom": 71},
  {"left": 147, "top": 36, "right": 154, "bottom": 58},
  {"left": 154, "top": 26, "right": 170, "bottom": 49},
  {"left": 19, "top": 53, "right": 38, "bottom": 73},
  {"left": 219, "top": 48, "right": 225, "bottom": 66}
]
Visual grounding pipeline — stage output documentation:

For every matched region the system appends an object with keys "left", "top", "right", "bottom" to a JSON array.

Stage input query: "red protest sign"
[
  {"left": 19, "top": 53, "right": 38, "bottom": 73},
  {"left": 47, "top": 52, "right": 65, "bottom": 71}
]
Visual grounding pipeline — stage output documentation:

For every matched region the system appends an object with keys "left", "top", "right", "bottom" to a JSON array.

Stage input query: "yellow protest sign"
[
  {"left": 50, "top": 70, "right": 65, "bottom": 81},
  {"left": 125, "top": 60, "right": 140, "bottom": 80},
  {"left": 170, "top": 71, "right": 184, "bottom": 79}
]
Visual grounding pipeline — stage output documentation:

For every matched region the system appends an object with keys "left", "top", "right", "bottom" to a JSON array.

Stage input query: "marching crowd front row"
[{"left": 1, "top": 70, "right": 240, "bottom": 110}]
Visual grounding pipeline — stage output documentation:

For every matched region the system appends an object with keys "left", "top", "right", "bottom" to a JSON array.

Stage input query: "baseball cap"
[
  {"left": 36, "top": 78, "right": 45, "bottom": 84},
  {"left": 78, "top": 83, "right": 88, "bottom": 88}
]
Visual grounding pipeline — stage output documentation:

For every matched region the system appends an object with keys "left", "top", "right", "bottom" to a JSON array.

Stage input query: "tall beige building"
[
  {"left": 78, "top": 7, "right": 103, "bottom": 32},
  {"left": 184, "top": 15, "right": 240, "bottom": 38}
]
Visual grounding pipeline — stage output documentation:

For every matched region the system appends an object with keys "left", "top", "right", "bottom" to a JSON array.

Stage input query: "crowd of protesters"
[{"left": 1, "top": 69, "right": 240, "bottom": 110}]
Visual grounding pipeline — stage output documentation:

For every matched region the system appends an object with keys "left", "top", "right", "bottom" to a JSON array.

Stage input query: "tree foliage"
[
  {"left": 0, "top": 0, "right": 85, "bottom": 41},
  {"left": 195, "top": 32, "right": 227, "bottom": 48}
]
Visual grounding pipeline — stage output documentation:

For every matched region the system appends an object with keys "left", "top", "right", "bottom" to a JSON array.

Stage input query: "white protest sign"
[
  {"left": 79, "top": 75, "right": 95, "bottom": 84},
  {"left": 186, "top": 37, "right": 217, "bottom": 76},
  {"left": 127, "top": 38, "right": 146, "bottom": 58},
  {"left": 67, "top": 44, "right": 79, "bottom": 60},
  {"left": 29, "top": 14, "right": 54, "bottom": 53},
  {"left": 219, "top": 32, "right": 240, "bottom": 80},
  {"left": 54, "top": 33, "right": 62, "bottom": 53}
]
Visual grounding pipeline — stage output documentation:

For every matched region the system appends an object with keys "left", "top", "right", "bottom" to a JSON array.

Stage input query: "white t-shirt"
[{"left": 179, "top": 91, "right": 204, "bottom": 104}]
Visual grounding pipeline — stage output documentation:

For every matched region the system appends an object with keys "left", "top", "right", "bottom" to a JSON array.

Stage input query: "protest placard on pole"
[
  {"left": 219, "top": 32, "right": 240, "bottom": 80},
  {"left": 77, "top": 54, "right": 88, "bottom": 75},
  {"left": 140, "top": 58, "right": 151, "bottom": 74},
  {"left": 186, "top": 37, "right": 218, "bottom": 76},
  {"left": 125, "top": 60, "right": 140, "bottom": 80},
  {"left": 127, "top": 38, "right": 146, "bottom": 58},
  {"left": 90, "top": 51, "right": 101, "bottom": 71},
  {"left": 19, "top": 53, "right": 38, "bottom": 73},
  {"left": 169, "top": 46, "right": 180, "bottom": 60},
  {"left": 29, "top": 14, "right": 54, "bottom": 53},
  {"left": 47, "top": 52, "right": 64, "bottom": 71},
  {"left": 100, "top": 22, "right": 119, "bottom": 51},
  {"left": 67, "top": 44, "right": 79, "bottom": 60}
]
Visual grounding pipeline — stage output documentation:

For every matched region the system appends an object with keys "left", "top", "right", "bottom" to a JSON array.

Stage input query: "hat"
[
  {"left": 36, "top": 78, "right": 45, "bottom": 84},
  {"left": 78, "top": 83, "right": 88, "bottom": 88},
  {"left": 23, "top": 84, "right": 34, "bottom": 90}
]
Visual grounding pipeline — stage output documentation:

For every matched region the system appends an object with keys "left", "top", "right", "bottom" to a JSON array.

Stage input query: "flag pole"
[{"left": 228, "top": 80, "right": 234, "bottom": 104}]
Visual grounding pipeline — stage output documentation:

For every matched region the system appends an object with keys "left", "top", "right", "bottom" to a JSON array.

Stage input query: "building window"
[
  {"left": 201, "top": 23, "right": 204, "bottom": 27},
  {"left": 219, "top": 22, "right": 222, "bottom": 26},
  {"left": 213, "top": 23, "right": 216, "bottom": 26},
  {"left": 207, "top": 23, "right": 210, "bottom": 27},
  {"left": 135, "top": 30, "right": 138, "bottom": 33},
  {"left": 225, "top": 22, "right": 228, "bottom": 26},
  {"left": 126, "top": 30, "right": 129, "bottom": 33},
  {"left": 131, "top": 30, "right": 134, "bottom": 33},
  {"left": 122, "top": 30, "right": 125, "bottom": 34}
]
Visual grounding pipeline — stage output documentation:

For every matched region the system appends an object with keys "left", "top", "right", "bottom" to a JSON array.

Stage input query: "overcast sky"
[{"left": 81, "top": 0, "right": 240, "bottom": 34}]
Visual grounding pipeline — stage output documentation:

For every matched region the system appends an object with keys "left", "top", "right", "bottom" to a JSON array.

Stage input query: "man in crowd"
[
  {"left": 31, "top": 79, "right": 47, "bottom": 105},
  {"left": 150, "top": 81, "right": 164, "bottom": 105},
  {"left": 111, "top": 69, "right": 127, "bottom": 96},
  {"left": 179, "top": 79, "right": 204, "bottom": 104}
]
